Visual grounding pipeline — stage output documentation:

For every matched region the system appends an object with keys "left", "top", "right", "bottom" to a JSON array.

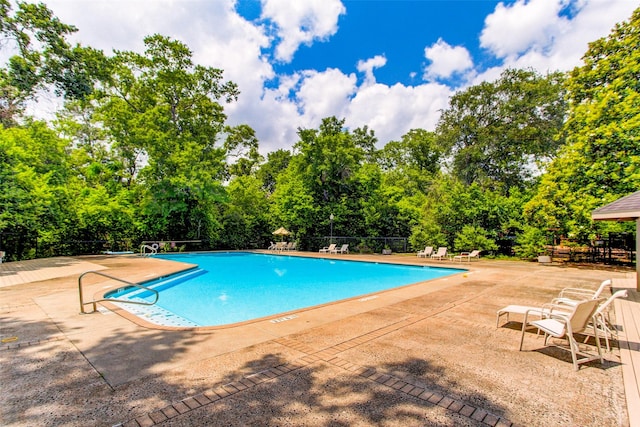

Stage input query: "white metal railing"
[
  {"left": 78, "top": 270, "right": 159, "bottom": 314},
  {"left": 140, "top": 243, "right": 158, "bottom": 256}
]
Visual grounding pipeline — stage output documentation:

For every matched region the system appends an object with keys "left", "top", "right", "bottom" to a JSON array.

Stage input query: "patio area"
[{"left": 1, "top": 252, "right": 638, "bottom": 426}]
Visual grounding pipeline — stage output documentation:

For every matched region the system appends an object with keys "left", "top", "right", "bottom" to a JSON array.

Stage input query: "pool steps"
[{"left": 107, "top": 268, "right": 207, "bottom": 327}]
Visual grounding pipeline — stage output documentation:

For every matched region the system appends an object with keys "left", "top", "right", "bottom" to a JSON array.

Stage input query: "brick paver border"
[
  {"left": 1, "top": 335, "right": 64, "bottom": 350},
  {"left": 115, "top": 305, "right": 515, "bottom": 427}
]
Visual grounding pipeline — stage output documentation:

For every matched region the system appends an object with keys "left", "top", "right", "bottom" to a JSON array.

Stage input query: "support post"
[{"left": 636, "top": 218, "right": 639, "bottom": 291}]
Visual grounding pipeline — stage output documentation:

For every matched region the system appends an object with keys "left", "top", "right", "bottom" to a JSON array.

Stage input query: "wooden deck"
[{"left": 614, "top": 277, "right": 640, "bottom": 426}]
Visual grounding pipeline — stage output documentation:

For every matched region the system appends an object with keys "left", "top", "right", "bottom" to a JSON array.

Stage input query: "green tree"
[
  {"left": 0, "top": 122, "right": 71, "bottom": 258},
  {"left": 379, "top": 129, "right": 442, "bottom": 176},
  {"left": 0, "top": 0, "right": 107, "bottom": 125},
  {"left": 269, "top": 164, "right": 318, "bottom": 240},
  {"left": 287, "top": 116, "right": 381, "bottom": 239},
  {"left": 220, "top": 175, "right": 270, "bottom": 249},
  {"left": 225, "top": 124, "right": 262, "bottom": 178},
  {"left": 453, "top": 225, "right": 498, "bottom": 253},
  {"left": 95, "top": 34, "right": 244, "bottom": 241},
  {"left": 256, "top": 148, "right": 292, "bottom": 194},
  {"left": 525, "top": 8, "right": 640, "bottom": 241},
  {"left": 378, "top": 128, "right": 443, "bottom": 196},
  {"left": 513, "top": 225, "right": 548, "bottom": 259},
  {"left": 409, "top": 215, "right": 447, "bottom": 251},
  {"left": 437, "top": 68, "right": 566, "bottom": 193},
  {"left": 407, "top": 174, "right": 528, "bottom": 253}
]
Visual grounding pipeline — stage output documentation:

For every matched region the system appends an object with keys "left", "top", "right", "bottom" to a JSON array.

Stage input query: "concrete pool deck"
[{"left": 0, "top": 252, "right": 638, "bottom": 426}]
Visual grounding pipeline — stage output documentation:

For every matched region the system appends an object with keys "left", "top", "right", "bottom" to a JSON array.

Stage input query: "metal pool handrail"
[{"left": 78, "top": 270, "right": 159, "bottom": 314}]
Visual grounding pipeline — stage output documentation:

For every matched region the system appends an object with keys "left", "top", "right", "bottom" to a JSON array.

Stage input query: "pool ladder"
[
  {"left": 140, "top": 243, "right": 158, "bottom": 256},
  {"left": 78, "top": 271, "right": 159, "bottom": 314}
]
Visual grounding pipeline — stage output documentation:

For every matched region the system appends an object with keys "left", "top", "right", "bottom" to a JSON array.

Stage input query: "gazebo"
[{"left": 592, "top": 190, "right": 640, "bottom": 290}]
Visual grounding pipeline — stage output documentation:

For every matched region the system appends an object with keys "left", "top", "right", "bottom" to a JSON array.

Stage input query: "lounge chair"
[
  {"left": 267, "top": 242, "right": 276, "bottom": 250},
  {"left": 584, "top": 289, "right": 628, "bottom": 352},
  {"left": 430, "top": 247, "right": 447, "bottom": 260},
  {"left": 319, "top": 243, "right": 337, "bottom": 253},
  {"left": 417, "top": 246, "right": 433, "bottom": 258},
  {"left": 519, "top": 298, "right": 604, "bottom": 371},
  {"left": 496, "top": 303, "right": 570, "bottom": 328},
  {"left": 496, "top": 281, "right": 612, "bottom": 327},
  {"left": 452, "top": 250, "right": 480, "bottom": 262},
  {"left": 553, "top": 279, "right": 612, "bottom": 307},
  {"left": 286, "top": 241, "right": 297, "bottom": 251},
  {"left": 331, "top": 244, "right": 349, "bottom": 254}
]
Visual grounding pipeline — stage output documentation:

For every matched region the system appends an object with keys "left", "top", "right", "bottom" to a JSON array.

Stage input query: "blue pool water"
[{"left": 107, "top": 252, "right": 464, "bottom": 327}]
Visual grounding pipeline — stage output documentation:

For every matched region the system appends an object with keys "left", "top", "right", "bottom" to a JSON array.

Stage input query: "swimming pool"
[{"left": 106, "top": 252, "right": 464, "bottom": 327}]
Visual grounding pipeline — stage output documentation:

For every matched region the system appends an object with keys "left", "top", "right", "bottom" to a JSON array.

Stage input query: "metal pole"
[{"left": 330, "top": 214, "right": 334, "bottom": 244}]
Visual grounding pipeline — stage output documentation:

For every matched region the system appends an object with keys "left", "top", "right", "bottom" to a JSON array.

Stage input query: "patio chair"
[
  {"left": 583, "top": 289, "right": 628, "bottom": 352},
  {"left": 267, "top": 242, "right": 276, "bottom": 250},
  {"left": 553, "top": 279, "right": 612, "bottom": 307},
  {"left": 332, "top": 244, "right": 349, "bottom": 254},
  {"left": 519, "top": 298, "right": 604, "bottom": 371},
  {"left": 430, "top": 247, "right": 447, "bottom": 260},
  {"left": 319, "top": 243, "right": 337, "bottom": 253},
  {"left": 417, "top": 246, "right": 433, "bottom": 258},
  {"left": 452, "top": 250, "right": 481, "bottom": 262},
  {"left": 496, "top": 302, "right": 570, "bottom": 328},
  {"left": 286, "top": 241, "right": 297, "bottom": 251}
]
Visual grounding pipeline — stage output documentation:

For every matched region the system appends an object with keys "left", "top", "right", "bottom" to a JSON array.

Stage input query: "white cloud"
[
  {"left": 423, "top": 38, "right": 474, "bottom": 81},
  {"left": 296, "top": 68, "right": 358, "bottom": 122},
  {"left": 347, "top": 82, "right": 452, "bottom": 147},
  {"left": 476, "top": 0, "right": 638, "bottom": 78},
  {"left": 480, "top": 0, "right": 569, "bottom": 59},
  {"left": 529, "top": 0, "right": 638, "bottom": 71},
  {"left": 15, "top": 0, "right": 640, "bottom": 154},
  {"left": 356, "top": 55, "right": 387, "bottom": 86},
  {"left": 235, "top": 86, "right": 302, "bottom": 153},
  {"left": 261, "top": 0, "right": 346, "bottom": 62}
]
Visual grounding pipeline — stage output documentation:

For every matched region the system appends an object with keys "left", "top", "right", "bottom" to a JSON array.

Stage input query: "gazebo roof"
[{"left": 592, "top": 190, "right": 640, "bottom": 221}]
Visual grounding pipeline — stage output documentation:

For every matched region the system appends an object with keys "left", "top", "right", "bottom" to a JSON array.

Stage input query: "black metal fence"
[
  {"left": 1, "top": 231, "right": 634, "bottom": 265},
  {"left": 0, "top": 234, "right": 217, "bottom": 262}
]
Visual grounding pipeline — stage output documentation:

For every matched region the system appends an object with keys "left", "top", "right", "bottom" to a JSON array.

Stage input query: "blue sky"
[
  {"left": 26, "top": 0, "right": 640, "bottom": 152},
  {"left": 261, "top": 1, "right": 507, "bottom": 87}
]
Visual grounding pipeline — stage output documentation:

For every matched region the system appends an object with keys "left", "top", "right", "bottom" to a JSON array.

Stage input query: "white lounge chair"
[
  {"left": 332, "top": 244, "right": 349, "bottom": 254},
  {"left": 584, "top": 289, "right": 628, "bottom": 352},
  {"left": 430, "top": 247, "right": 447, "bottom": 260},
  {"left": 519, "top": 298, "right": 604, "bottom": 371},
  {"left": 497, "top": 281, "right": 612, "bottom": 326},
  {"left": 496, "top": 303, "right": 570, "bottom": 328},
  {"left": 553, "top": 279, "right": 612, "bottom": 307},
  {"left": 267, "top": 242, "right": 276, "bottom": 250},
  {"left": 319, "top": 243, "right": 337, "bottom": 253},
  {"left": 453, "top": 250, "right": 480, "bottom": 262},
  {"left": 417, "top": 246, "right": 433, "bottom": 258}
]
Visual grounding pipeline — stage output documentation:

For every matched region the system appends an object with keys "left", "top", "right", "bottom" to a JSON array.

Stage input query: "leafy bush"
[
  {"left": 409, "top": 218, "right": 447, "bottom": 250},
  {"left": 453, "top": 225, "right": 498, "bottom": 252},
  {"left": 356, "top": 240, "right": 373, "bottom": 254},
  {"left": 513, "top": 226, "right": 547, "bottom": 259}
]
